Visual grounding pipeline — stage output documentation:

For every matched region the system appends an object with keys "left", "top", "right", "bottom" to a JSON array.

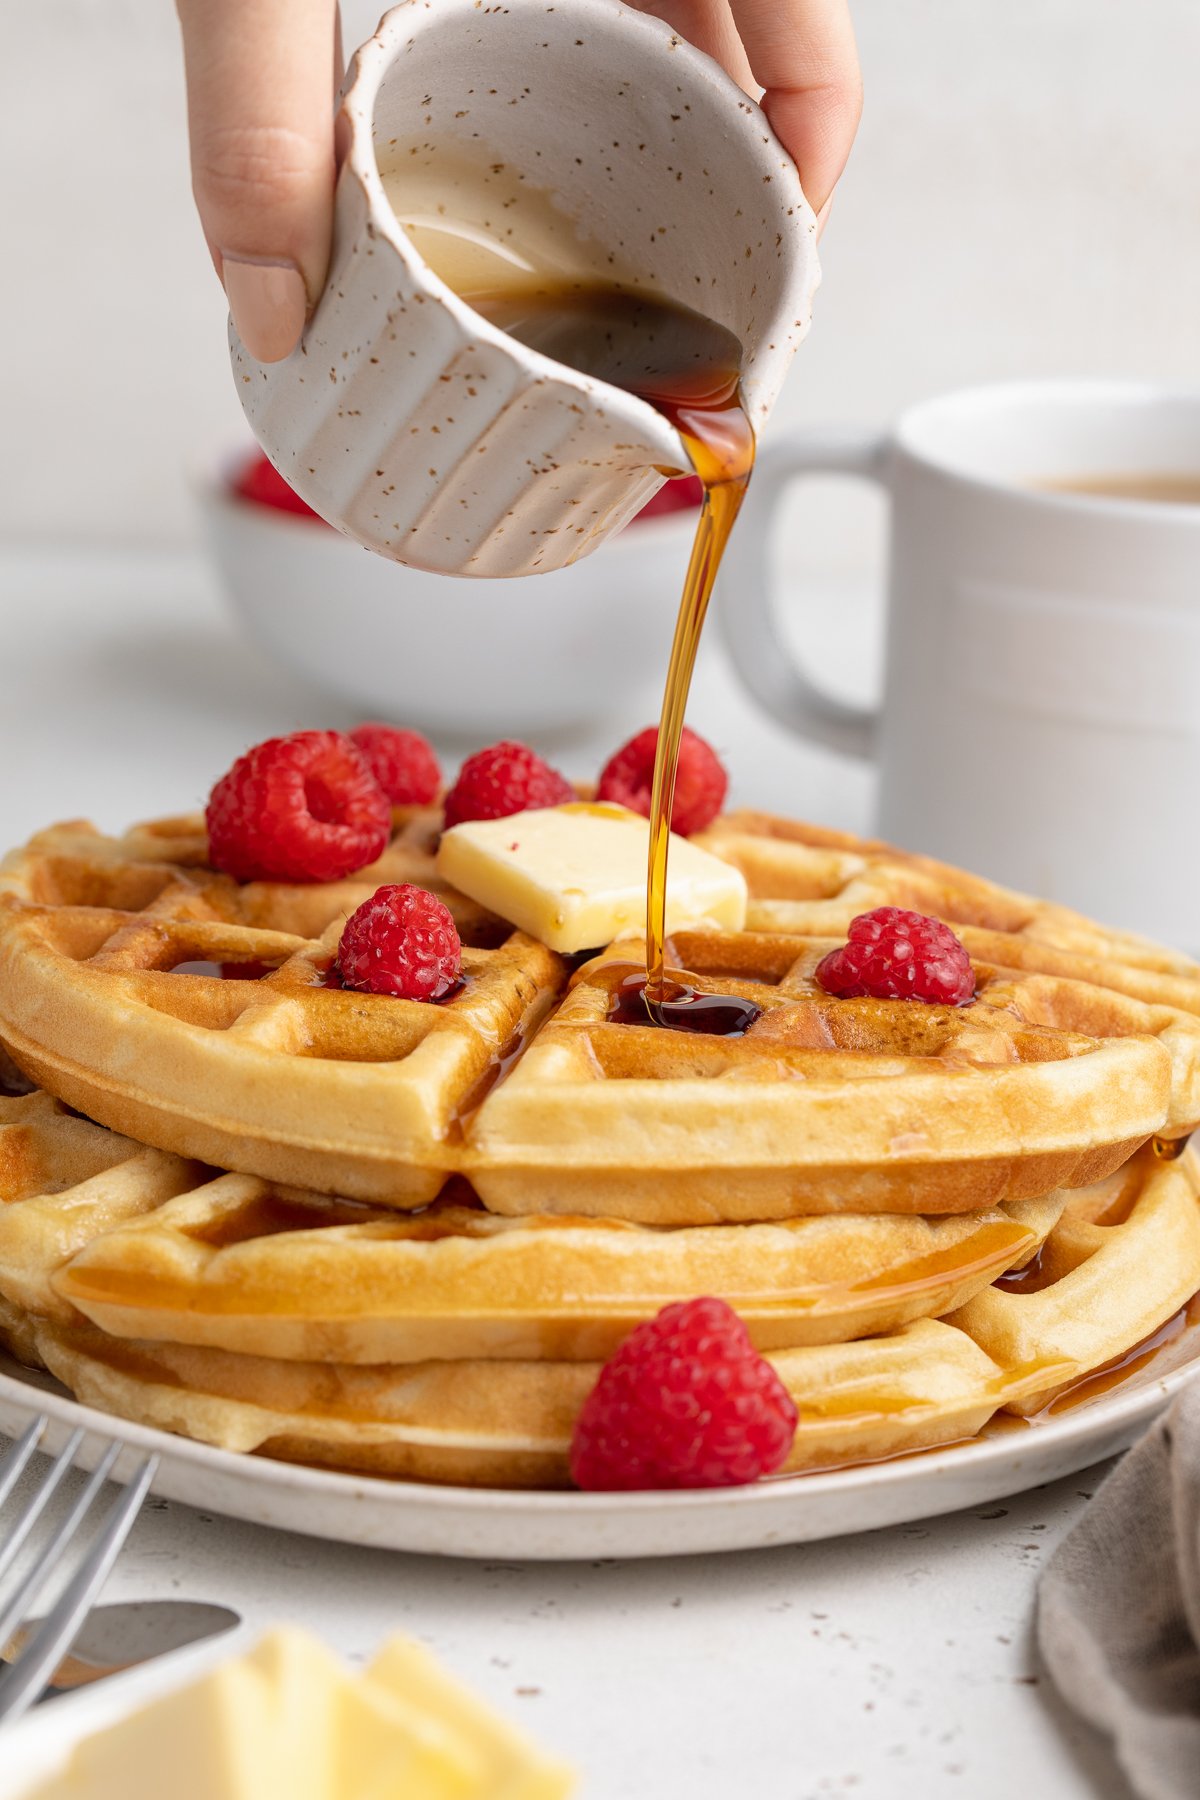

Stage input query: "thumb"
[{"left": 177, "top": 0, "right": 339, "bottom": 362}]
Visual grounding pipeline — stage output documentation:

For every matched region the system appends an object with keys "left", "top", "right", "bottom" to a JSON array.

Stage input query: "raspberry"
[
  {"left": 337, "top": 883, "right": 462, "bottom": 1001},
  {"left": 442, "top": 740, "right": 573, "bottom": 830},
  {"left": 630, "top": 474, "right": 704, "bottom": 524},
  {"left": 596, "top": 725, "right": 727, "bottom": 836},
  {"left": 349, "top": 724, "right": 441, "bottom": 807},
  {"left": 569, "top": 1297, "right": 798, "bottom": 1492},
  {"left": 815, "top": 907, "right": 976, "bottom": 1005},
  {"left": 206, "top": 731, "right": 391, "bottom": 884},
  {"left": 231, "top": 451, "right": 325, "bottom": 521}
]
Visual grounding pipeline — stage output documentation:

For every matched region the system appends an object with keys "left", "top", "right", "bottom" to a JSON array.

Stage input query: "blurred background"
[
  {"left": 5, "top": 1, "right": 1198, "bottom": 551},
  {"left": 2, "top": 0, "right": 1199, "bottom": 836}
]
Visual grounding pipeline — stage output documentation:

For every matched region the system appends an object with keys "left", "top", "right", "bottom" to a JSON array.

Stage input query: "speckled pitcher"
[{"left": 231, "top": 0, "right": 820, "bottom": 578}]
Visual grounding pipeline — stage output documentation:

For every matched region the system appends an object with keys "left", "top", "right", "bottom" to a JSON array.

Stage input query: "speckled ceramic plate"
[{"left": 0, "top": 1332, "right": 1197, "bottom": 1563}]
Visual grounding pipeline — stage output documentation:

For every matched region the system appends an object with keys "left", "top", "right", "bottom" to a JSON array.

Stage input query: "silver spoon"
[{"left": 2, "top": 1600, "right": 241, "bottom": 1697}]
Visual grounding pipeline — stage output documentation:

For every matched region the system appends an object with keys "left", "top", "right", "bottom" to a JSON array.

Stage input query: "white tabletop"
[{"left": 0, "top": 544, "right": 1131, "bottom": 1799}]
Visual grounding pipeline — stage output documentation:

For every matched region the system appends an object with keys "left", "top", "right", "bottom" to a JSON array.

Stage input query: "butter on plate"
[
  {"left": 435, "top": 802, "right": 747, "bottom": 951},
  {"left": 32, "top": 1627, "right": 573, "bottom": 1800}
]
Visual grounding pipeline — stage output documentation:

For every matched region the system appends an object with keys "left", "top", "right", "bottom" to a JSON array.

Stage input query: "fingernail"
[
  {"left": 815, "top": 195, "right": 835, "bottom": 240},
  {"left": 222, "top": 256, "right": 307, "bottom": 363}
]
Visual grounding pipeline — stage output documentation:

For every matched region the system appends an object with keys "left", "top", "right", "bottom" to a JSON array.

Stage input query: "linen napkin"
[{"left": 1038, "top": 1378, "right": 1200, "bottom": 1800}]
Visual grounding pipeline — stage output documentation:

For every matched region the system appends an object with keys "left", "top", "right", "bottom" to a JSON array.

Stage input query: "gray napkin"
[{"left": 1038, "top": 1378, "right": 1200, "bottom": 1800}]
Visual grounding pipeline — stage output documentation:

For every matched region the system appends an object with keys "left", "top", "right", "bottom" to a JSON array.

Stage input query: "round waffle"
[
  {"left": 3, "top": 818, "right": 1198, "bottom": 1219},
  {"left": 0, "top": 1093, "right": 1060, "bottom": 1361},
  {"left": 23, "top": 1316, "right": 1052, "bottom": 1489}
]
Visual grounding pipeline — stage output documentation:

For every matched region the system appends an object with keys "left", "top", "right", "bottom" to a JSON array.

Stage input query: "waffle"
[
  {"left": 0, "top": 1097, "right": 1195, "bottom": 1488},
  {"left": 0, "top": 821, "right": 561, "bottom": 1204},
  {"left": 3, "top": 818, "right": 1198, "bottom": 1219},
  {"left": 23, "top": 1315, "right": 1057, "bottom": 1489},
  {"left": 467, "top": 931, "right": 1200, "bottom": 1223},
  {"left": 698, "top": 811, "right": 1200, "bottom": 1015},
  {"left": 0, "top": 1092, "right": 1060, "bottom": 1361},
  {"left": 0, "top": 1092, "right": 201, "bottom": 1320},
  {"left": 949, "top": 1142, "right": 1200, "bottom": 1413}
]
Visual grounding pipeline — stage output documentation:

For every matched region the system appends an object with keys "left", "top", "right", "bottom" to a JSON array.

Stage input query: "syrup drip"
[
  {"left": 992, "top": 1243, "right": 1054, "bottom": 1296},
  {"left": 1153, "top": 1134, "right": 1191, "bottom": 1161},
  {"left": 1027, "top": 1290, "right": 1200, "bottom": 1419},
  {"left": 607, "top": 970, "right": 761, "bottom": 1036}
]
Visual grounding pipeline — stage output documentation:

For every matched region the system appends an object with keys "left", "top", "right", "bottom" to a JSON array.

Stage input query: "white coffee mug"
[{"left": 717, "top": 381, "right": 1200, "bottom": 948}]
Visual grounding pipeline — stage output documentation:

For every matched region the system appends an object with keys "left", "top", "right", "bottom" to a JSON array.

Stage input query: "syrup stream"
[{"left": 640, "top": 383, "right": 755, "bottom": 1006}]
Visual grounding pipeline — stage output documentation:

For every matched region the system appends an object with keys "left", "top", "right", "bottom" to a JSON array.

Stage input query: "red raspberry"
[
  {"left": 337, "top": 883, "right": 462, "bottom": 1001},
  {"left": 231, "top": 451, "right": 325, "bottom": 521},
  {"left": 815, "top": 907, "right": 976, "bottom": 1005},
  {"left": 569, "top": 1297, "right": 797, "bottom": 1492},
  {"left": 206, "top": 731, "right": 391, "bottom": 884},
  {"left": 596, "top": 725, "right": 727, "bottom": 836},
  {"left": 442, "top": 741, "right": 574, "bottom": 830},
  {"left": 349, "top": 723, "right": 441, "bottom": 807},
  {"left": 630, "top": 474, "right": 704, "bottom": 524}
]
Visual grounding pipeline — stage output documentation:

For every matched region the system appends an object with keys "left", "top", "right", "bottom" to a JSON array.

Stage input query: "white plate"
[{"left": 1, "top": 1334, "right": 1198, "bottom": 1564}]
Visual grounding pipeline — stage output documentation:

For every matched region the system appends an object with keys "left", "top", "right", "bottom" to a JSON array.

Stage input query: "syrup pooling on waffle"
[
  {"left": 948, "top": 1142, "right": 1200, "bottom": 1413},
  {"left": 466, "top": 930, "right": 1197, "bottom": 1223},
  {"left": 0, "top": 821, "right": 565, "bottom": 1203}
]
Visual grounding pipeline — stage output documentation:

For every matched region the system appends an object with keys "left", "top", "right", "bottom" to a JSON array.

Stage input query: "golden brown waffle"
[
  {"left": 22, "top": 1316, "right": 1053, "bottom": 1489},
  {"left": 1, "top": 1101, "right": 1195, "bottom": 1489},
  {"left": 0, "top": 1090, "right": 1062, "bottom": 1361},
  {"left": 949, "top": 1143, "right": 1200, "bottom": 1414},
  {"left": 0, "top": 1091, "right": 201, "bottom": 1321},
  {"left": 52, "top": 1180, "right": 1064, "bottom": 1363},
  {"left": 698, "top": 811, "right": 1200, "bottom": 1014},
  {"left": 0, "top": 822, "right": 562, "bottom": 1204},
  {"left": 2, "top": 815, "right": 1198, "bottom": 1217},
  {"left": 467, "top": 932, "right": 1200, "bottom": 1223}
]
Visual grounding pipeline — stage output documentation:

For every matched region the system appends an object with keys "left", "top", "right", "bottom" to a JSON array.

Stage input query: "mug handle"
[{"left": 717, "top": 428, "right": 890, "bottom": 761}]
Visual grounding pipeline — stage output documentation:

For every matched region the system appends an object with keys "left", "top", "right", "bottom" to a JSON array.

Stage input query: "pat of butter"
[
  {"left": 32, "top": 1628, "right": 573, "bottom": 1800},
  {"left": 436, "top": 802, "right": 747, "bottom": 951}
]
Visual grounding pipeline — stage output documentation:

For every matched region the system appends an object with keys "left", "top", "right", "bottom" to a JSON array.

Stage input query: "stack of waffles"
[{"left": 0, "top": 806, "right": 1198, "bottom": 1488}]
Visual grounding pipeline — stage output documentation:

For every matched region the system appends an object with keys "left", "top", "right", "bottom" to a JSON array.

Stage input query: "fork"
[{"left": 0, "top": 1416, "right": 156, "bottom": 1724}]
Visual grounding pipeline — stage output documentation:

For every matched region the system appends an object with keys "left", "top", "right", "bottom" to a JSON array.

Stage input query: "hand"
[
  {"left": 176, "top": 0, "right": 341, "bottom": 363},
  {"left": 628, "top": 0, "right": 861, "bottom": 221},
  {"left": 177, "top": 0, "right": 859, "bottom": 367}
]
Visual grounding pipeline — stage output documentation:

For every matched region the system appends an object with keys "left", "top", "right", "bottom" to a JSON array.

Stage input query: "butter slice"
[
  {"left": 369, "top": 1638, "right": 575, "bottom": 1800},
  {"left": 32, "top": 1629, "right": 514, "bottom": 1800},
  {"left": 435, "top": 802, "right": 746, "bottom": 951}
]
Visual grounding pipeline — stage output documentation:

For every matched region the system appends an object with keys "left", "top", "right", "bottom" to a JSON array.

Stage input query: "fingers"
[
  {"left": 176, "top": 0, "right": 339, "bottom": 361},
  {"left": 626, "top": 1, "right": 756, "bottom": 93},
  {"left": 728, "top": 0, "right": 862, "bottom": 212}
]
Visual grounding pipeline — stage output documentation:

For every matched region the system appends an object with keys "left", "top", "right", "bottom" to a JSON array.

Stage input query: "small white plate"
[{"left": 1, "top": 1333, "right": 1197, "bottom": 1564}]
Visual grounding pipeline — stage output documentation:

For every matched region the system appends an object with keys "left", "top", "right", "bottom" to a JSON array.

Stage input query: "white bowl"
[{"left": 198, "top": 472, "right": 698, "bottom": 738}]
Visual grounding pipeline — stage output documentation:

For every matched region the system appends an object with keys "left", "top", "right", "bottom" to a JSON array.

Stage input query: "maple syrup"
[
  {"left": 607, "top": 969, "right": 761, "bottom": 1036},
  {"left": 462, "top": 279, "right": 755, "bottom": 1037}
]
